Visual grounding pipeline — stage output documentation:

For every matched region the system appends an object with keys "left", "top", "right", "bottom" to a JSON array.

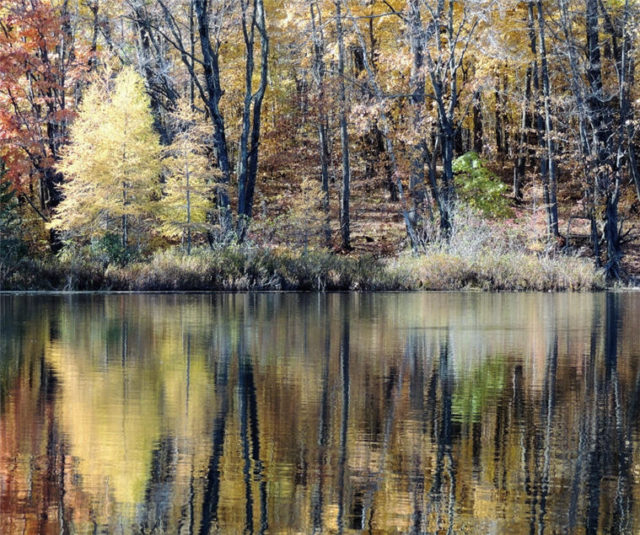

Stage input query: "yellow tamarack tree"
[
  {"left": 160, "top": 100, "right": 213, "bottom": 254},
  {"left": 50, "top": 67, "right": 161, "bottom": 254}
]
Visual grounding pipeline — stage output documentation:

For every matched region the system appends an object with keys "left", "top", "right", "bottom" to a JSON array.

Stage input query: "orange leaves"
[
  {"left": 0, "top": 0, "right": 90, "bottom": 214},
  {"left": 52, "top": 108, "right": 76, "bottom": 123}
]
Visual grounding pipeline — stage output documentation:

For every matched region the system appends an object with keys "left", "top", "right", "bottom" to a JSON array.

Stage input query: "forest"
[{"left": 0, "top": 0, "right": 638, "bottom": 290}]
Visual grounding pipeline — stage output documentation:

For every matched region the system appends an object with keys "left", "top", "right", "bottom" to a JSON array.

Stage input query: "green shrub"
[
  {"left": 453, "top": 152, "right": 512, "bottom": 218},
  {"left": 91, "top": 232, "right": 133, "bottom": 266}
]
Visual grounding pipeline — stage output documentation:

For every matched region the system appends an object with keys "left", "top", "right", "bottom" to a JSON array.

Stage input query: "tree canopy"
[{"left": 0, "top": 0, "right": 638, "bottom": 278}]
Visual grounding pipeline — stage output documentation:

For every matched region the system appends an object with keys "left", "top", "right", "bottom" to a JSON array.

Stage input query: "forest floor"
[{"left": 292, "top": 158, "right": 640, "bottom": 285}]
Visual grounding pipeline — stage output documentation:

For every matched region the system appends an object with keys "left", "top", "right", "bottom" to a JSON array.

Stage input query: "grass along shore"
[
  {"left": 0, "top": 245, "right": 604, "bottom": 292},
  {"left": 0, "top": 207, "right": 608, "bottom": 292}
]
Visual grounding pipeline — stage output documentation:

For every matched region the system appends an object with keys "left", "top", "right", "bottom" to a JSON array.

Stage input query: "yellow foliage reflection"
[{"left": 0, "top": 293, "right": 639, "bottom": 533}]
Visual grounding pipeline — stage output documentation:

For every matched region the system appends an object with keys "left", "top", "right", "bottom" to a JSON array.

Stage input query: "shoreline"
[
  {"left": 0, "top": 246, "right": 612, "bottom": 292},
  {"left": 2, "top": 287, "right": 639, "bottom": 295}
]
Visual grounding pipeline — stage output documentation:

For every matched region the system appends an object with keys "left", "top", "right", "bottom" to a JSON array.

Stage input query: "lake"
[{"left": 0, "top": 292, "right": 639, "bottom": 534}]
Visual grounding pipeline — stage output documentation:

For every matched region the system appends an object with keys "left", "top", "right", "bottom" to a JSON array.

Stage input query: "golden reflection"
[{"left": 0, "top": 293, "right": 638, "bottom": 533}]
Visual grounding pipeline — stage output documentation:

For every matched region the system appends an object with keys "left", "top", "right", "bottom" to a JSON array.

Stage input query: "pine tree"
[
  {"left": 50, "top": 67, "right": 162, "bottom": 256},
  {"left": 160, "top": 100, "right": 213, "bottom": 254}
]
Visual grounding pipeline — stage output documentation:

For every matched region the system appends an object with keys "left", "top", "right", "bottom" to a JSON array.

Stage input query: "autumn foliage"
[
  {"left": 0, "top": 0, "right": 638, "bottom": 283},
  {"left": 0, "top": 0, "right": 87, "bottom": 213}
]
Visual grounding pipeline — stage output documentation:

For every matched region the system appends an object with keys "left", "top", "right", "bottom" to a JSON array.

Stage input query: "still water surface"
[{"left": 1, "top": 292, "right": 639, "bottom": 534}]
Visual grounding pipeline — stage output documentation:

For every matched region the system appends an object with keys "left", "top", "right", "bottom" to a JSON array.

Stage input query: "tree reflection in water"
[{"left": 0, "top": 292, "right": 639, "bottom": 533}]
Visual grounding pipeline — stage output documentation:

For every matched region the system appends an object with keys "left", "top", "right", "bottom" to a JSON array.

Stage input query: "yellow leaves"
[
  {"left": 281, "top": 176, "right": 326, "bottom": 248},
  {"left": 351, "top": 100, "right": 386, "bottom": 136},
  {"left": 602, "top": 0, "right": 628, "bottom": 9},
  {"left": 159, "top": 99, "right": 214, "bottom": 244},
  {"left": 44, "top": 301, "right": 218, "bottom": 516},
  {"left": 51, "top": 67, "right": 162, "bottom": 241}
]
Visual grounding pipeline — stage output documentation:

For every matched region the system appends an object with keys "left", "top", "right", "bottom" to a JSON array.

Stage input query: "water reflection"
[{"left": 0, "top": 293, "right": 639, "bottom": 533}]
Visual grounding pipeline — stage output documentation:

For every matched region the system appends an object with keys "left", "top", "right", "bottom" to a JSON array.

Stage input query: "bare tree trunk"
[
  {"left": 359, "top": 18, "right": 387, "bottom": 199},
  {"left": 423, "top": 0, "right": 478, "bottom": 237},
  {"left": 628, "top": 144, "right": 640, "bottom": 204},
  {"left": 130, "top": 1, "right": 178, "bottom": 144},
  {"left": 585, "top": 0, "right": 622, "bottom": 277},
  {"left": 440, "top": 123, "right": 455, "bottom": 235},
  {"left": 536, "top": 0, "right": 559, "bottom": 238},
  {"left": 186, "top": 158, "right": 192, "bottom": 255},
  {"left": 407, "top": 0, "right": 427, "bottom": 228},
  {"left": 335, "top": 0, "right": 351, "bottom": 251},
  {"left": 502, "top": 72, "right": 510, "bottom": 155},
  {"left": 189, "top": 1, "right": 195, "bottom": 108},
  {"left": 626, "top": 58, "right": 640, "bottom": 204},
  {"left": 558, "top": 0, "right": 600, "bottom": 261},
  {"left": 606, "top": 0, "right": 633, "bottom": 278},
  {"left": 237, "top": 0, "right": 269, "bottom": 241},
  {"left": 514, "top": 65, "right": 532, "bottom": 203},
  {"left": 473, "top": 90, "right": 483, "bottom": 154},
  {"left": 122, "top": 182, "right": 128, "bottom": 251},
  {"left": 426, "top": 137, "right": 443, "bottom": 222},
  {"left": 310, "top": 1, "right": 332, "bottom": 247},
  {"left": 494, "top": 74, "right": 503, "bottom": 155},
  {"left": 192, "top": 0, "right": 233, "bottom": 234},
  {"left": 88, "top": 1, "right": 100, "bottom": 71},
  {"left": 527, "top": 1, "right": 543, "bottom": 215}
]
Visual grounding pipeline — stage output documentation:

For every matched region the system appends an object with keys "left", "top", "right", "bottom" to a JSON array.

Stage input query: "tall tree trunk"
[
  {"left": 559, "top": 0, "right": 600, "bottom": 261},
  {"left": 585, "top": 0, "right": 622, "bottom": 277},
  {"left": 122, "top": 182, "right": 128, "bottom": 251},
  {"left": 360, "top": 17, "right": 386, "bottom": 196},
  {"left": 502, "top": 72, "right": 510, "bottom": 155},
  {"left": 383, "top": 128, "right": 399, "bottom": 201},
  {"left": 310, "top": 1, "right": 332, "bottom": 247},
  {"left": 193, "top": 0, "right": 233, "bottom": 234},
  {"left": 527, "top": 1, "right": 543, "bottom": 213},
  {"left": 494, "top": 74, "right": 503, "bottom": 155},
  {"left": 626, "top": 58, "right": 640, "bottom": 204},
  {"left": 407, "top": 0, "right": 427, "bottom": 228},
  {"left": 514, "top": 65, "right": 532, "bottom": 202},
  {"left": 319, "top": 120, "right": 332, "bottom": 246},
  {"left": 131, "top": 3, "right": 178, "bottom": 144},
  {"left": 606, "top": 0, "right": 633, "bottom": 278},
  {"left": 237, "top": 0, "right": 269, "bottom": 241},
  {"left": 473, "top": 90, "right": 483, "bottom": 154},
  {"left": 440, "top": 122, "right": 455, "bottom": 235},
  {"left": 189, "top": 1, "right": 196, "bottom": 108},
  {"left": 336, "top": 0, "right": 351, "bottom": 251},
  {"left": 186, "top": 158, "right": 192, "bottom": 255},
  {"left": 536, "top": 0, "right": 559, "bottom": 237},
  {"left": 628, "top": 144, "right": 640, "bottom": 204},
  {"left": 424, "top": 0, "right": 478, "bottom": 237},
  {"left": 88, "top": 1, "right": 100, "bottom": 71}
]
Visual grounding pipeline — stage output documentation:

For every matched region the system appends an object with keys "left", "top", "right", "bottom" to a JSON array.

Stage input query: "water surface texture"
[{"left": 1, "top": 292, "right": 639, "bottom": 534}]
